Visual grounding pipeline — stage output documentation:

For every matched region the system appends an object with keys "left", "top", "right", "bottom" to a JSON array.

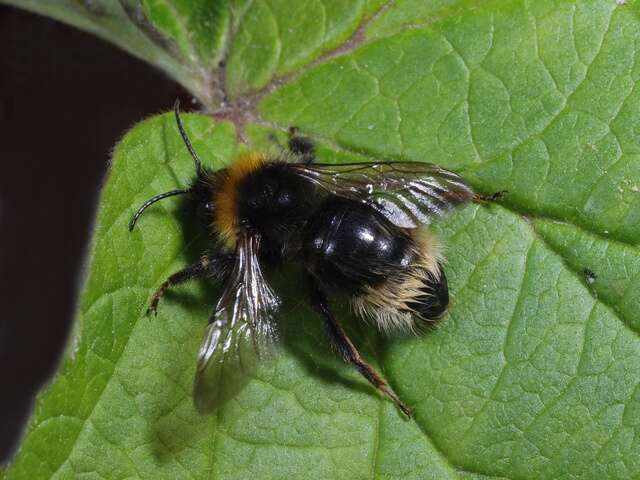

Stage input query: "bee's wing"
[
  {"left": 290, "top": 161, "right": 474, "bottom": 228},
  {"left": 193, "top": 233, "right": 280, "bottom": 413}
]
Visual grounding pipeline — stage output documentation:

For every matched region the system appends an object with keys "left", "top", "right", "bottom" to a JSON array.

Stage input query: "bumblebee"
[{"left": 129, "top": 101, "right": 484, "bottom": 417}]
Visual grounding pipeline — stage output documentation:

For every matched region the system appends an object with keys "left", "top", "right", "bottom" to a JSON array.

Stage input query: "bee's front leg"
[
  {"left": 147, "top": 257, "right": 210, "bottom": 315},
  {"left": 147, "top": 254, "right": 233, "bottom": 315}
]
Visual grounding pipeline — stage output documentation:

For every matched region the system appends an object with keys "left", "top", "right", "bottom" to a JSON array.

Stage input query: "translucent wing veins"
[
  {"left": 291, "top": 161, "right": 474, "bottom": 228},
  {"left": 194, "top": 234, "right": 280, "bottom": 411}
]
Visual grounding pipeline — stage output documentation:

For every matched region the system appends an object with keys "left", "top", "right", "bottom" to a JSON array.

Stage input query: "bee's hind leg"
[
  {"left": 307, "top": 277, "right": 412, "bottom": 417},
  {"left": 288, "top": 127, "right": 316, "bottom": 165}
]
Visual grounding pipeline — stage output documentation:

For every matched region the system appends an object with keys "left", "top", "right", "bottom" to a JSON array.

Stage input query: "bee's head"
[
  {"left": 128, "top": 99, "right": 213, "bottom": 232},
  {"left": 189, "top": 171, "right": 216, "bottom": 224}
]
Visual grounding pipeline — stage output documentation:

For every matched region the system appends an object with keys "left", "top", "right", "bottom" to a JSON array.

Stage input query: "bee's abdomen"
[
  {"left": 302, "top": 197, "right": 414, "bottom": 293},
  {"left": 406, "top": 264, "right": 449, "bottom": 321},
  {"left": 303, "top": 197, "right": 450, "bottom": 332}
]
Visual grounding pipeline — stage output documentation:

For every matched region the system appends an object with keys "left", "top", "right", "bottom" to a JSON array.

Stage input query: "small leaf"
[
  {"left": 1, "top": 0, "right": 201, "bottom": 96},
  {"left": 140, "top": 0, "right": 230, "bottom": 69}
]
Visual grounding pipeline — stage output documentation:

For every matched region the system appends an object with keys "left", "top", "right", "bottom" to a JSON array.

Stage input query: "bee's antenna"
[
  {"left": 129, "top": 189, "right": 190, "bottom": 231},
  {"left": 174, "top": 99, "right": 204, "bottom": 175}
]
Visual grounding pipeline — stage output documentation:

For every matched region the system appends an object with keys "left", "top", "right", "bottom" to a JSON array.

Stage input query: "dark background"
[{"left": 0, "top": 6, "right": 184, "bottom": 463}]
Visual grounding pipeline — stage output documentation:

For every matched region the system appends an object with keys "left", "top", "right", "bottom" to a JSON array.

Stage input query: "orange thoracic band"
[{"left": 213, "top": 152, "right": 267, "bottom": 249}]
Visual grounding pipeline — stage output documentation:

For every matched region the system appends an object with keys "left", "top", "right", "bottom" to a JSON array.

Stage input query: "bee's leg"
[
  {"left": 148, "top": 255, "right": 225, "bottom": 315},
  {"left": 473, "top": 190, "right": 507, "bottom": 203},
  {"left": 307, "top": 277, "right": 412, "bottom": 417},
  {"left": 288, "top": 127, "right": 316, "bottom": 165}
]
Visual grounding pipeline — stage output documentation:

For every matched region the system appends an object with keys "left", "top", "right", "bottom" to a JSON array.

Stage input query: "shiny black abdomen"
[{"left": 302, "top": 197, "right": 415, "bottom": 293}]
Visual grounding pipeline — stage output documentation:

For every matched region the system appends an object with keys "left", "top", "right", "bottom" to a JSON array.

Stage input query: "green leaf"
[
  {"left": 139, "top": 0, "right": 230, "bottom": 69},
  {"left": 224, "top": 0, "right": 387, "bottom": 98},
  {"left": 5, "top": 0, "right": 640, "bottom": 479}
]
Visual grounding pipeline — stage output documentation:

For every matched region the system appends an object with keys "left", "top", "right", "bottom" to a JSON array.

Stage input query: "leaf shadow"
[
  {"left": 278, "top": 302, "right": 380, "bottom": 398},
  {"left": 142, "top": 197, "right": 257, "bottom": 465},
  {"left": 274, "top": 274, "right": 391, "bottom": 400}
]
